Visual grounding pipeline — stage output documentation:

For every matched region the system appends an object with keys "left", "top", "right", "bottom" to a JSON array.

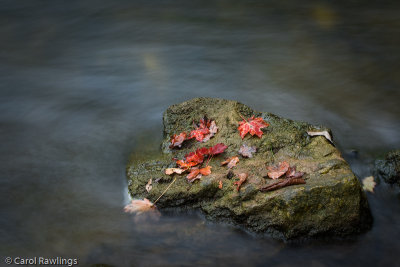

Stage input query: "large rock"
[
  {"left": 374, "top": 150, "right": 400, "bottom": 186},
  {"left": 127, "top": 97, "right": 371, "bottom": 239}
]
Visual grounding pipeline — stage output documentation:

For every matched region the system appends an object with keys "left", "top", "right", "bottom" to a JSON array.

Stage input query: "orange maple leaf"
[{"left": 187, "top": 166, "right": 212, "bottom": 182}]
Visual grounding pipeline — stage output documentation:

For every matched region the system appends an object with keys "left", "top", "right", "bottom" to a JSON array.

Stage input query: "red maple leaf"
[
  {"left": 189, "top": 128, "right": 210, "bottom": 142},
  {"left": 209, "top": 143, "right": 228, "bottom": 155},
  {"left": 185, "top": 151, "right": 204, "bottom": 164},
  {"left": 238, "top": 115, "right": 269, "bottom": 139}
]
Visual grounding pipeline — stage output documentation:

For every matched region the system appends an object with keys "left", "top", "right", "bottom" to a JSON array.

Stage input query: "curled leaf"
[
  {"left": 267, "top": 161, "right": 290, "bottom": 179},
  {"left": 145, "top": 178, "right": 152, "bottom": 192},
  {"left": 234, "top": 173, "right": 248, "bottom": 191},
  {"left": 238, "top": 116, "right": 269, "bottom": 139},
  {"left": 187, "top": 168, "right": 201, "bottom": 182},
  {"left": 170, "top": 132, "right": 187, "bottom": 148},
  {"left": 285, "top": 166, "right": 304, "bottom": 179},
  {"left": 202, "top": 120, "right": 218, "bottom": 142},
  {"left": 238, "top": 144, "right": 257, "bottom": 158},
  {"left": 165, "top": 168, "right": 185, "bottom": 175},
  {"left": 362, "top": 176, "right": 376, "bottom": 193},
  {"left": 260, "top": 177, "right": 306, "bottom": 192},
  {"left": 221, "top": 156, "right": 239, "bottom": 169},
  {"left": 124, "top": 198, "right": 157, "bottom": 214},
  {"left": 307, "top": 130, "right": 333, "bottom": 144}
]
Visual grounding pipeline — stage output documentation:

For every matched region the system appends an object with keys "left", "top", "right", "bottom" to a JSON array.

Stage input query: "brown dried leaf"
[
  {"left": 234, "top": 173, "right": 248, "bottom": 191},
  {"left": 260, "top": 177, "right": 306, "bottom": 192},
  {"left": 145, "top": 178, "right": 152, "bottom": 192},
  {"left": 238, "top": 144, "right": 257, "bottom": 158},
  {"left": 267, "top": 161, "right": 290, "bottom": 179},
  {"left": 218, "top": 180, "right": 223, "bottom": 189},
  {"left": 285, "top": 166, "right": 304, "bottom": 179},
  {"left": 165, "top": 168, "right": 185, "bottom": 175},
  {"left": 221, "top": 156, "right": 239, "bottom": 169}
]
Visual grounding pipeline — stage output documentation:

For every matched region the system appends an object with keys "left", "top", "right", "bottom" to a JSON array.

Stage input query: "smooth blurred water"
[{"left": 1, "top": 1, "right": 399, "bottom": 266}]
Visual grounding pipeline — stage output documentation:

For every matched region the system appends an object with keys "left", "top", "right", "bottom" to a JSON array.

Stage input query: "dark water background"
[{"left": 1, "top": 1, "right": 400, "bottom": 266}]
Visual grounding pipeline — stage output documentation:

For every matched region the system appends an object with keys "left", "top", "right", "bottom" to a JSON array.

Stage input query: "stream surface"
[{"left": 1, "top": 1, "right": 399, "bottom": 266}]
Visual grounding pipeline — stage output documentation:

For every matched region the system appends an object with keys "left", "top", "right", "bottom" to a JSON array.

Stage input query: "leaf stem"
[
  {"left": 239, "top": 113, "right": 248, "bottom": 122},
  {"left": 153, "top": 177, "right": 177, "bottom": 206},
  {"left": 205, "top": 154, "right": 213, "bottom": 166}
]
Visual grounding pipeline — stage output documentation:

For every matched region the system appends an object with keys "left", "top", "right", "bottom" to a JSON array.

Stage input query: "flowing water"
[{"left": 1, "top": 1, "right": 399, "bottom": 266}]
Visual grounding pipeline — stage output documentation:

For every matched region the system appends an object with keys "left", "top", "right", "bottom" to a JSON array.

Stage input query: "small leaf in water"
[
  {"left": 145, "top": 178, "right": 152, "bottom": 192},
  {"left": 362, "top": 176, "right": 376, "bottom": 193},
  {"left": 307, "top": 130, "right": 333, "bottom": 144},
  {"left": 124, "top": 198, "right": 157, "bottom": 214}
]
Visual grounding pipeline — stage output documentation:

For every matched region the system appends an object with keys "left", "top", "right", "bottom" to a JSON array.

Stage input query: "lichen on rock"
[{"left": 126, "top": 97, "right": 372, "bottom": 240}]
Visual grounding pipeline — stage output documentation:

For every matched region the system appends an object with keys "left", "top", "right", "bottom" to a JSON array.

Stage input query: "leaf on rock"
[
  {"left": 218, "top": 180, "right": 223, "bottom": 189},
  {"left": 238, "top": 116, "right": 269, "bottom": 139},
  {"left": 285, "top": 166, "right": 304, "bottom": 179},
  {"left": 202, "top": 120, "right": 218, "bottom": 143},
  {"left": 209, "top": 143, "right": 228, "bottom": 155},
  {"left": 267, "top": 161, "right": 290, "bottom": 179},
  {"left": 260, "top": 177, "right": 306, "bottom": 192},
  {"left": 165, "top": 168, "right": 186, "bottom": 175},
  {"left": 189, "top": 117, "right": 217, "bottom": 142},
  {"left": 124, "top": 198, "right": 157, "bottom": 214},
  {"left": 189, "top": 128, "right": 210, "bottom": 142},
  {"left": 145, "top": 178, "right": 152, "bottom": 192},
  {"left": 170, "top": 132, "right": 187, "bottom": 148},
  {"left": 221, "top": 156, "right": 239, "bottom": 169},
  {"left": 176, "top": 160, "right": 199, "bottom": 169},
  {"left": 187, "top": 166, "right": 212, "bottom": 182},
  {"left": 200, "top": 165, "right": 212, "bottom": 176},
  {"left": 362, "top": 176, "right": 376, "bottom": 193},
  {"left": 185, "top": 151, "right": 205, "bottom": 164},
  {"left": 234, "top": 173, "right": 248, "bottom": 191},
  {"left": 307, "top": 130, "right": 333, "bottom": 144},
  {"left": 238, "top": 144, "right": 257, "bottom": 158}
]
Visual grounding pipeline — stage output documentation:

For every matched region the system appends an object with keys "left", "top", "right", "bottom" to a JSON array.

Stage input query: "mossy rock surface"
[
  {"left": 374, "top": 149, "right": 400, "bottom": 186},
  {"left": 127, "top": 97, "right": 371, "bottom": 239}
]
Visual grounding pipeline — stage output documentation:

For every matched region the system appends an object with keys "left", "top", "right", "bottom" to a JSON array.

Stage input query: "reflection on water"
[{"left": 1, "top": 1, "right": 399, "bottom": 266}]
